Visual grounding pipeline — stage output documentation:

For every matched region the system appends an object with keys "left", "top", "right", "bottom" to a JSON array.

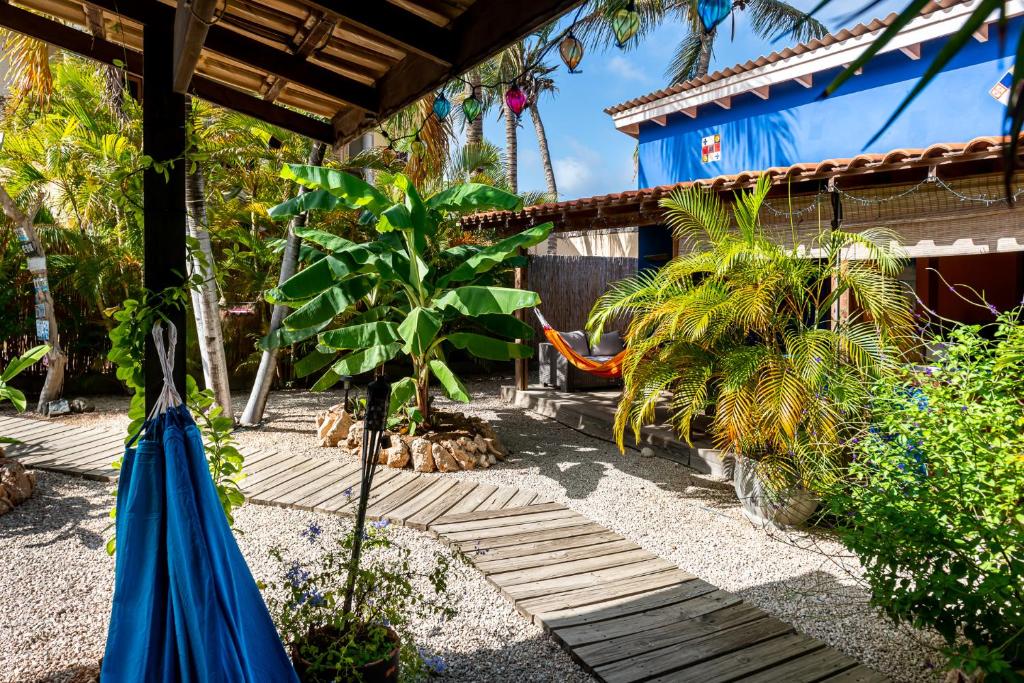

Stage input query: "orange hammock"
[{"left": 534, "top": 309, "right": 626, "bottom": 379}]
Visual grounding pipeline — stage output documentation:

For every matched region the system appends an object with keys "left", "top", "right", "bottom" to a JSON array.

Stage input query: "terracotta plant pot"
[
  {"left": 732, "top": 454, "right": 819, "bottom": 529},
  {"left": 291, "top": 625, "right": 400, "bottom": 683}
]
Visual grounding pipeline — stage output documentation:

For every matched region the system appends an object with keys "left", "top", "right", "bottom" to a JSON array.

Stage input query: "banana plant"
[
  {"left": 264, "top": 165, "right": 551, "bottom": 424},
  {"left": 1, "top": 344, "right": 49, "bottom": 444}
]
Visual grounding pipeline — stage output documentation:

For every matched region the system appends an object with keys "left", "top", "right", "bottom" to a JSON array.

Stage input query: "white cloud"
[
  {"left": 552, "top": 157, "right": 594, "bottom": 195},
  {"left": 606, "top": 55, "right": 651, "bottom": 83}
]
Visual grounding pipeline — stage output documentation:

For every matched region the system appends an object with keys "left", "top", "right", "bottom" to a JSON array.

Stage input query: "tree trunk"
[
  {"left": 696, "top": 29, "right": 716, "bottom": 78},
  {"left": 529, "top": 99, "right": 557, "bottom": 200},
  {"left": 415, "top": 365, "right": 431, "bottom": 423},
  {"left": 239, "top": 142, "right": 326, "bottom": 426},
  {"left": 185, "top": 163, "right": 233, "bottom": 419},
  {"left": 0, "top": 185, "right": 65, "bottom": 413},
  {"left": 464, "top": 70, "right": 483, "bottom": 147},
  {"left": 503, "top": 100, "right": 518, "bottom": 194},
  {"left": 104, "top": 66, "right": 129, "bottom": 123}
]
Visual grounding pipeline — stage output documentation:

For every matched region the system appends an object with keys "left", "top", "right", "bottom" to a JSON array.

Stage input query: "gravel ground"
[
  {"left": 0, "top": 471, "right": 590, "bottom": 683},
  {"left": 2, "top": 378, "right": 943, "bottom": 682}
]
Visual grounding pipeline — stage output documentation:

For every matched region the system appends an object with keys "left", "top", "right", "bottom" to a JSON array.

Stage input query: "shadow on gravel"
[
  {"left": 0, "top": 484, "right": 107, "bottom": 550},
  {"left": 432, "top": 632, "right": 592, "bottom": 682},
  {"left": 29, "top": 664, "right": 100, "bottom": 683}
]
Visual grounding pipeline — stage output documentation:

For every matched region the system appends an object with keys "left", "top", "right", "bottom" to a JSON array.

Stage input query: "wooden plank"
[
  {"left": 740, "top": 645, "right": 861, "bottom": 683},
  {"left": 502, "top": 558, "right": 678, "bottom": 602},
  {"left": 283, "top": 462, "right": 365, "bottom": 510},
  {"left": 430, "top": 508, "right": 581, "bottom": 534},
  {"left": 406, "top": 480, "right": 479, "bottom": 530},
  {"left": 305, "top": 1, "right": 453, "bottom": 66},
  {"left": 574, "top": 603, "right": 769, "bottom": 668},
  {"left": 548, "top": 581, "right": 724, "bottom": 634},
  {"left": 441, "top": 483, "right": 498, "bottom": 516},
  {"left": 240, "top": 453, "right": 310, "bottom": 489},
  {"left": 476, "top": 486, "right": 517, "bottom": 511},
  {"left": 387, "top": 477, "right": 459, "bottom": 525},
  {"left": 243, "top": 457, "right": 322, "bottom": 496},
  {"left": 821, "top": 665, "right": 891, "bottom": 682},
  {"left": 365, "top": 475, "right": 438, "bottom": 521},
  {"left": 504, "top": 489, "right": 537, "bottom": 508},
  {"left": 593, "top": 617, "right": 795, "bottom": 683},
  {"left": 521, "top": 569, "right": 697, "bottom": 618},
  {"left": 432, "top": 501, "right": 565, "bottom": 525},
  {"left": 22, "top": 433, "right": 121, "bottom": 465},
  {"left": 491, "top": 549, "right": 657, "bottom": 587},
  {"left": 27, "top": 440, "right": 122, "bottom": 468},
  {"left": 465, "top": 530, "right": 627, "bottom": 564},
  {"left": 247, "top": 459, "right": 329, "bottom": 500},
  {"left": 320, "top": 469, "right": 410, "bottom": 513},
  {"left": 239, "top": 449, "right": 285, "bottom": 476},
  {"left": 259, "top": 462, "right": 357, "bottom": 508},
  {"left": 450, "top": 522, "right": 608, "bottom": 552},
  {"left": 475, "top": 538, "right": 638, "bottom": 574},
  {"left": 658, "top": 633, "right": 828, "bottom": 683},
  {"left": 0, "top": 418, "right": 68, "bottom": 439},
  {"left": 442, "top": 516, "right": 598, "bottom": 544}
]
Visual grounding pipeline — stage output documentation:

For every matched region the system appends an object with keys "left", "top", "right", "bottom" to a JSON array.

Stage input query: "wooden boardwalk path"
[{"left": 1, "top": 414, "right": 887, "bottom": 682}]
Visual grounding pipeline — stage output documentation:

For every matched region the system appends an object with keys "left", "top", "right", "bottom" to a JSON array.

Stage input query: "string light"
[
  {"left": 378, "top": 4, "right": 638, "bottom": 153},
  {"left": 505, "top": 84, "right": 528, "bottom": 118}
]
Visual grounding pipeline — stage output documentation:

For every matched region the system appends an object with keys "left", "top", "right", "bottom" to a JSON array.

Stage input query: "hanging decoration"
[
  {"left": 432, "top": 92, "right": 452, "bottom": 120},
  {"left": 462, "top": 91, "right": 482, "bottom": 123},
  {"left": 410, "top": 135, "right": 426, "bottom": 158},
  {"left": 559, "top": 31, "right": 584, "bottom": 73},
  {"left": 380, "top": 4, "right": 641, "bottom": 153},
  {"left": 612, "top": 1, "right": 641, "bottom": 48},
  {"left": 504, "top": 84, "right": 528, "bottom": 118},
  {"left": 697, "top": 0, "right": 732, "bottom": 33}
]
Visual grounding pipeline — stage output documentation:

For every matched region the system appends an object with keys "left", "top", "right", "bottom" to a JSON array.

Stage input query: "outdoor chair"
[{"left": 538, "top": 329, "right": 625, "bottom": 392}]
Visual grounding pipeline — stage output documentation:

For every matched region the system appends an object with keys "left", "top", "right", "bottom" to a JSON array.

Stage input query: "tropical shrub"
[
  {"left": 832, "top": 311, "right": 1024, "bottom": 679},
  {"left": 0, "top": 344, "right": 48, "bottom": 443},
  {"left": 264, "top": 519, "right": 452, "bottom": 681},
  {"left": 265, "top": 166, "right": 551, "bottom": 424},
  {"left": 588, "top": 176, "right": 914, "bottom": 492}
]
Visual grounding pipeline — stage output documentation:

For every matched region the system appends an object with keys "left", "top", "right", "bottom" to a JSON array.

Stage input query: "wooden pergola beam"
[
  {"left": 172, "top": 0, "right": 219, "bottom": 93},
  {"left": 262, "top": 15, "right": 338, "bottom": 104},
  {"left": 0, "top": 7, "right": 333, "bottom": 143},
  {"left": 81, "top": 0, "right": 378, "bottom": 112},
  {"left": 303, "top": 1, "right": 454, "bottom": 67}
]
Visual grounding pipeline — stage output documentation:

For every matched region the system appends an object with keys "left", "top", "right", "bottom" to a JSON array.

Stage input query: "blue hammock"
[{"left": 102, "top": 323, "right": 297, "bottom": 682}]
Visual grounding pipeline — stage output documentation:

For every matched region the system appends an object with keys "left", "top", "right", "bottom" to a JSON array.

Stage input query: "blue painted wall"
[{"left": 637, "top": 20, "right": 1020, "bottom": 188}]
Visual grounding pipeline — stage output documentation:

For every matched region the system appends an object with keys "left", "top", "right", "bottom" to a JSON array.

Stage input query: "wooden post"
[
  {"left": 143, "top": 22, "right": 188, "bottom": 413},
  {"left": 514, "top": 248, "right": 529, "bottom": 391}
]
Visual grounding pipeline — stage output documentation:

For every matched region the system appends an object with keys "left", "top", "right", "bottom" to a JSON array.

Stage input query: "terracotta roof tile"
[
  {"left": 604, "top": 0, "right": 965, "bottom": 116},
  {"left": 462, "top": 135, "right": 1014, "bottom": 230}
]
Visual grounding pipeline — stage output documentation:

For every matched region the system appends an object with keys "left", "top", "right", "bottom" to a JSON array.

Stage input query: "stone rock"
[
  {"left": 487, "top": 453, "right": 497, "bottom": 466},
  {"left": 69, "top": 397, "right": 94, "bottom": 413},
  {"left": 448, "top": 442, "right": 476, "bottom": 470},
  {"left": 318, "top": 410, "right": 353, "bottom": 447},
  {"left": 0, "top": 456, "right": 36, "bottom": 516},
  {"left": 640, "top": 446, "right": 655, "bottom": 458},
  {"left": 345, "top": 420, "right": 364, "bottom": 450},
  {"left": 383, "top": 438, "right": 409, "bottom": 468},
  {"left": 432, "top": 443, "right": 460, "bottom": 472},
  {"left": 46, "top": 399, "right": 71, "bottom": 416},
  {"left": 410, "top": 438, "right": 435, "bottom": 473},
  {"left": 483, "top": 437, "right": 507, "bottom": 460},
  {"left": 457, "top": 436, "right": 478, "bottom": 454},
  {"left": 473, "top": 434, "right": 490, "bottom": 454},
  {"left": 475, "top": 452, "right": 490, "bottom": 468}
]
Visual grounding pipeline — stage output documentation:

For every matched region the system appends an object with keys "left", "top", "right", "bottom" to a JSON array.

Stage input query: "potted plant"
[
  {"left": 588, "top": 176, "right": 913, "bottom": 527},
  {"left": 264, "top": 517, "right": 454, "bottom": 682}
]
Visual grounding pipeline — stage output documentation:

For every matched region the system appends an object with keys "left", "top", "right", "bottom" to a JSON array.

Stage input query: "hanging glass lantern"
[
  {"left": 432, "top": 91, "right": 452, "bottom": 121},
  {"left": 505, "top": 84, "right": 527, "bottom": 118},
  {"left": 462, "top": 92, "right": 482, "bottom": 123},
  {"left": 410, "top": 135, "right": 426, "bottom": 158},
  {"left": 612, "top": 1, "right": 641, "bottom": 48},
  {"left": 559, "top": 31, "right": 584, "bottom": 73},
  {"left": 697, "top": 0, "right": 732, "bottom": 32}
]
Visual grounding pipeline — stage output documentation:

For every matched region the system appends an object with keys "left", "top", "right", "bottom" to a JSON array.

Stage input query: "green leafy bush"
[
  {"left": 833, "top": 311, "right": 1024, "bottom": 679},
  {"left": 264, "top": 519, "right": 453, "bottom": 681},
  {"left": 265, "top": 166, "right": 550, "bottom": 426}
]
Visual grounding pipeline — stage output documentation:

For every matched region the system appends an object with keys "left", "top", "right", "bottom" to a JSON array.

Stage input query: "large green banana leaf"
[{"left": 433, "top": 286, "right": 540, "bottom": 316}]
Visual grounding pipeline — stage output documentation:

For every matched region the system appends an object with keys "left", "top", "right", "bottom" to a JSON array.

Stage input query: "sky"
[{"left": 480, "top": 0, "right": 909, "bottom": 200}]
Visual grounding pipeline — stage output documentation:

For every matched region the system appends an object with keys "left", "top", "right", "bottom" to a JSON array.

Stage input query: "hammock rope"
[{"left": 533, "top": 308, "right": 625, "bottom": 379}]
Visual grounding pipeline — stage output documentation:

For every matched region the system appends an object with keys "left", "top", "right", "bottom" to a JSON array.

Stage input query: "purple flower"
[
  {"left": 897, "top": 462, "right": 906, "bottom": 471},
  {"left": 988, "top": 304, "right": 999, "bottom": 316},
  {"left": 285, "top": 562, "right": 310, "bottom": 588},
  {"left": 422, "top": 654, "right": 447, "bottom": 675},
  {"left": 298, "top": 588, "right": 325, "bottom": 607},
  {"left": 343, "top": 486, "right": 353, "bottom": 498},
  {"left": 371, "top": 519, "right": 390, "bottom": 529},
  {"left": 300, "top": 522, "right": 322, "bottom": 543}
]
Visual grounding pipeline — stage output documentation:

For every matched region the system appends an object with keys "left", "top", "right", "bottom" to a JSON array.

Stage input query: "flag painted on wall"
[
  {"left": 701, "top": 133, "right": 721, "bottom": 163},
  {"left": 990, "top": 68, "right": 1013, "bottom": 106}
]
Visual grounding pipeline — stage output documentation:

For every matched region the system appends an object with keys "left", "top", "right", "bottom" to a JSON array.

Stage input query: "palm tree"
[
  {"left": 578, "top": 0, "right": 827, "bottom": 81},
  {"left": 588, "top": 176, "right": 914, "bottom": 492}
]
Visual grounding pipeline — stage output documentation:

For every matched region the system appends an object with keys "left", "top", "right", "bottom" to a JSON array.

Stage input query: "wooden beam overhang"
[
  {"left": 0, "top": 5, "right": 334, "bottom": 143},
  {"left": 303, "top": 1, "right": 454, "bottom": 67},
  {"left": 172, "top": 0, "right": 219, "bottom": 92}
]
